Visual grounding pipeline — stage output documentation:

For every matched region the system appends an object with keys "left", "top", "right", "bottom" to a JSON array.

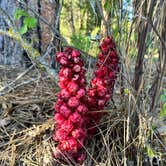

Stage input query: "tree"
[
  {"left": 0, "top": 0, "right": 23, "bottom": 66},
  {"left": 0, "top": 0, "right": 62, "bottom": 67}
]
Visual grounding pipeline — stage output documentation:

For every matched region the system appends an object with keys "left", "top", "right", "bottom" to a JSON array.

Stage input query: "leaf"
[
  {"left": 124, "top": 88, "right": 129, "bottom": 95},
  {"left": 160, "top": 89, "right": 166, "bottom": 102},
  {"left": 19, "top": 24, "right": 28, "bottom": 34},
  {"left": 8, "top": 28, "right": 14, "bottom": 36},
  {"left": 160, "top": 103, "right": 166, "bottom": 118},
  {"left": 24, "top": 17, "right": 37, "bottom": 28},
  {"left": 146, "top": 145, "right": 155, "bottom": 158},
  {"left": 151, "top": 125, "right": 157, "bottom": 131},
  {"left": 14, "top": 9, "right": 28, "bottom": 20},
  {"left": 104, "top": 1, "right": 112, "bottom": 13},
  {"left": 91, "top": 27, "right": 100, "bottom": 37}
]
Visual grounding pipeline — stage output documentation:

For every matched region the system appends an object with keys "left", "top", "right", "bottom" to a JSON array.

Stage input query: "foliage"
[
  {"left": 160, "top": 89, "right": 166, "bottom": 102},
  {"left": 14, "top": 9, "right": 37, "bottom": 34},
  {"left": 60, "top": 0, "right": 100, "bottom": 56},
  {"left": 14, "top": 9, "right": 28, "bottom": 19},
  {"left": 160, "top": 103, "right": 166, "bottom": 118},
  {"left": 124, "top": 88, "right": 130, "bottom": 95},
  {"left": 70, "top": 34, "right": 91, "bottom": 53},
  {"left": 146, "top": 144, "right": 155, "bottom": 159},
  {"left": 160, "top": 89, "right": 166, "bottom": 117}
]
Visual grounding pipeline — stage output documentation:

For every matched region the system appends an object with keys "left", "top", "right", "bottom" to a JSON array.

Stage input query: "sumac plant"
[{"left": 53, "top": 36, "right": 119, "bottom": 164}]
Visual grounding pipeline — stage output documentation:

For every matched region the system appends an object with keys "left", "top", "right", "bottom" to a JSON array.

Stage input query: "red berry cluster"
[
  {"left": 86, "top": 36, "right": 119, "bottom": 134},
  {"left": 53, "top": 36, "right": 119, "bottom": 164},
  {"left": 53, "top": 47, "right": 88, "bottom": 164}
]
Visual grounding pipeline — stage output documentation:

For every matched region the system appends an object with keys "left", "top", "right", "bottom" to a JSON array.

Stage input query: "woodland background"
[{"left": 0, "top": 0, "right": 165, "bottom": 166}]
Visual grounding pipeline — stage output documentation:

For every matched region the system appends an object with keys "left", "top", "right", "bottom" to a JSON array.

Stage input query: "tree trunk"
[
  {"left": 0, "top": 0, "right": 23, "bottom": 66},
  {"left": 133, "top": 0, "right": 155, "bottom": 91},
  {"left": 40, "top": 0, "right": 58, "bottom": 53},
  {"left": 0, "top": 0, "right": 61, "bottom": 68}
]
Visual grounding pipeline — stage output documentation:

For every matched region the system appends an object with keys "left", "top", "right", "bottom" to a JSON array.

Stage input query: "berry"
[
  {"left": 68, "top": 97, "right": 80, "bottom": 108},
  {"left": 53, "top": 47, "right": 87, "bottom": 163}
]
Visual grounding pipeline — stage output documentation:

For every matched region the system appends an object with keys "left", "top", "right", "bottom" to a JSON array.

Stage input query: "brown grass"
[{"left": 0, "top": 62, "right": 165, "bottom": 166}]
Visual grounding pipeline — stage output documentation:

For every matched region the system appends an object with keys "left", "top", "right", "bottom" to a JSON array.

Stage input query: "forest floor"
[{"left": 0, "top": 65, "right": 165, "bottom": 166}]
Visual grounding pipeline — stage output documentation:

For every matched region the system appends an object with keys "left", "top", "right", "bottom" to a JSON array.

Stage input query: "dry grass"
[
  {"left": 0, "top": 65, "right": 56, "bottom": 166},
  {"left": 0, "top": 64, "right": 165, "bottom": 166},
  {"left": 0, "top": 0, "right": 165, "bottom": 165}
]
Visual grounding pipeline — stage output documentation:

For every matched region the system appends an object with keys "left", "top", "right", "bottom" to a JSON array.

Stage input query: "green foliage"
[
  {"left": 146, "top": 144, "right": 155, "bottom": 159},
  {"left": 124, "top": 88, "right": 129, "bottom": 95},
  {"left": 71, "top": 34, "right": 91, "bottom": 53},
  {"left": 104, "top": 0, "right": 119, "bottom": 14},
  {"left": 160, "top": 103, "right": 166, "bottom": 118},
  {"left": 160, "top": 89, "right": 166, "bottom": 102},
  {"left": 89, "top": 42, "right": 100, "bottom": 57},
  {"left": 70, "top": 33, "right": 100, "bottom": 57},
  {"left": 14, "top": 9, "right": 28, "bottom": 19},
  {"left": 112, "top": 20, "right": 119, "bottom": 40},
  {"left": 91, "top": 27, "right": 100, "bottom": 37},
  {"left": 14, "top": 8, "right": 37, "bottom": 34},
  {"left": 24, "top": 17, "right": 37, "bottom": 28},
  {"left": 151, "top": 124, "right": 157, "bottom": 131},
  {"left": 60, "top": 0, "right": 99, "bottom": 44},
  {"left": 19, "top": 24, "right": 28, "bottom": 35},
  {"left": 104, "top": 1, "right": 112, "bottom": 13},
  {"left": 160, "top": 89, "right": 166, "bottom": 118}
]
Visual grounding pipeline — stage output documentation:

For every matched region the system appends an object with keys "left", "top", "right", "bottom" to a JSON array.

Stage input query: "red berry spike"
[
  {"left": 54, "top": 47, "right": 87, "bottom": 164},
  {"left": 86, "top": 36, "right": 119, "bottom": 135},
  {"left": 53, "top": 36, "right": 119, "bottom": 164}
]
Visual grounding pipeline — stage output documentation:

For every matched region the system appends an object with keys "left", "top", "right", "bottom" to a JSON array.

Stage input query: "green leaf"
[
  {"left": 160, "top": 103, "right": 166, "bottom": 118},
  {"left": 19, "top": 24, "right": 28, "bottom": 34},
  {"left": 151, "top": 125, "right": 157, "bottom": 131},
  {"left": 14, "top": 9, "right": 28, "bottom": 20},
  {"left": 91, "top": 27, "right": 100, "bottom": 37},
  {"left": 24, "top": 17, "right": 37, "bottom": 28},
  {"left": 160, "top": 89, "right": 166, "bottom": 102},
  {"left": 146, "top": 145, "right": 155, "bottom": 158},
  {"left": 104, "top": 1, "right": 112, "bottom": 13},
  {"left": 124, "top": 88, "right": 129, "bottom": 95}
]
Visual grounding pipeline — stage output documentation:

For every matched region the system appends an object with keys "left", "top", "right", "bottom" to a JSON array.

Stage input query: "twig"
[
  {"left": 0, "top": 28, "right": 59, "bottom": 81},
  {"left": 0, "top": 6, "right": 15, "bottom": 27},
  {"left": 133, "top": 15, "right": 166, "bottom": 51},
  {"left": 96, "top": 0, "right": 107, "bottom": 27},
  {"left": 153, "top": 132, "right": 166, "bottom": 151},
  {"left": 0, "top": 65, "right": 34, "bottom": 96},
  {"left": 0, "top": 78, "right": 38, "bottom": 96}
]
